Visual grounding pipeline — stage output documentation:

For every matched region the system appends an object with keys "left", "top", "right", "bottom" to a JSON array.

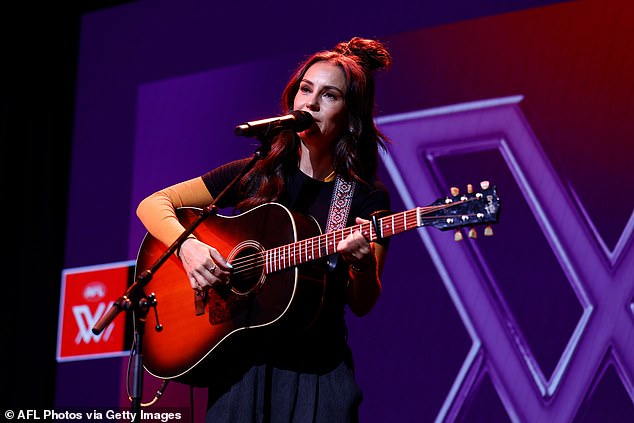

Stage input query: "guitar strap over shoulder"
[{"left": 325, "top": 175, "right": 356, "bottom": 271}]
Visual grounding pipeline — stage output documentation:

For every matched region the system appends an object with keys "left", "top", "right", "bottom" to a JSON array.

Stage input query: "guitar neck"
[
  {"left": 263, "top": 185, "right": 499, "bottom": 274},
  {"left": 264, "top": 207, "right": 424, "bottom": 274}
]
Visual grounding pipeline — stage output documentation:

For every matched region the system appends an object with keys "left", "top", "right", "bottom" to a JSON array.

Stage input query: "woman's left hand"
[{"left": 337, "top": 217, "right": 377, "bottom": 272}]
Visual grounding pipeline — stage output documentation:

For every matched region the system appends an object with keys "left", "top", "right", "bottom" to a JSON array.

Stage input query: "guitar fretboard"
[{"left": 264, "top": 207, "right": 423, "bottom": 274}]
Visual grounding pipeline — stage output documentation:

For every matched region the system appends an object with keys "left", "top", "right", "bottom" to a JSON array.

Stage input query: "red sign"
[{"left": 57, "top": 260, "right": 135, "bottom": 361}]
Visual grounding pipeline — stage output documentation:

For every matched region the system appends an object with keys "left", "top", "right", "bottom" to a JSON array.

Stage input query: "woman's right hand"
[{"left": 177, "top": 238, "right": 232, "bottom": 292}]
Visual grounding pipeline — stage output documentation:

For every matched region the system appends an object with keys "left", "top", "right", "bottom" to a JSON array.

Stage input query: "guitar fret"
[
  {"left": 395, "top": 211, "right": 408, "bottom": 234},
  {"left": 309, "top": 238, "right": 313, "bottom": 260},
  {"left": 279, "top": 247, "right": 283, "bottom": 270},
  {"left": 328, "top": 232, "right": 334, "bottom": 254},
  {"left": 287, "top": 244, "right": 291, "bottom": 268},
  {"left": 284, "top": 245, "right": 289, "bottom": 269},
  {"left": 299, "top": 240, "right": 303, "bottom": 263},
  {"left": 397, "top": 213, "right": 402, "bottom": 232},
  {"left": 308, "top": 238, "right": 313, "bottom": 261},
  {"left": 319, "top": 236, "right": 325, "bottom": 258},
  {"left": 330, "top": 231, "right": 335, "bottom": 250},
  {"left": 272, "top": 248, "right": 277, "bottom": 272},
  {"left": 278, "top": 247, "right": 282, "bottom": 271},
  {"left": 322, "top": 233, "right": 327, "bottom": 255}
]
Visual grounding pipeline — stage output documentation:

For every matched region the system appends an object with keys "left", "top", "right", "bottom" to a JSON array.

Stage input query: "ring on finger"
[{"left": 208, "top": 263, "right": 217, "bottom": 273}]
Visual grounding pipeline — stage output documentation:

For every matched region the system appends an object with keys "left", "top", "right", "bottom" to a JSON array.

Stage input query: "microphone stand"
[{"left": 92, "top": 140, "right": 270, "bottom": 422}]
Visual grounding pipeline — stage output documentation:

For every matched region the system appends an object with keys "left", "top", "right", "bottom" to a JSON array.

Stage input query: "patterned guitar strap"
[{"left": 325, "top": 176, "right": 357, "bottom": 271}]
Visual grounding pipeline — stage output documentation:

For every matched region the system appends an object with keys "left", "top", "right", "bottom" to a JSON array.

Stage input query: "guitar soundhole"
[{"left": 228, "top": 240, "right": 265, "bottom": 296}]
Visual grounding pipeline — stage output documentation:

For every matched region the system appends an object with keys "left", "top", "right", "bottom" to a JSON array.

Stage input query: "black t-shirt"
[
  {"left": 202, "top": 157, "right": 391, "bottom": 231},
  {"left": 200, "top": 157, "right": 391, "bottom": 372}
]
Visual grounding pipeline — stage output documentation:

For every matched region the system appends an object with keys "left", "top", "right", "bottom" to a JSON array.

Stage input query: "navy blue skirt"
[{"left": 205, "top": 350, "right": 362, "bottom": 423}]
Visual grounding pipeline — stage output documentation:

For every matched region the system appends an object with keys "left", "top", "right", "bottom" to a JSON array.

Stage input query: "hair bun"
[{"left": 334, "top": 37, "right": 392, "bottom": 72}]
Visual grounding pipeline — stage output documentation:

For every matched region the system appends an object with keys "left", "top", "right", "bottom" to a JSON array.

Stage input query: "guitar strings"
[
  {"left": 229, "top": 223, "right": 367, "bottom": 276},
  {"left": 228, "top": 201, "right": 478, "bottom": 278},
  {"left": 228, "top": 203, "right": 474, "bottom": 276}
]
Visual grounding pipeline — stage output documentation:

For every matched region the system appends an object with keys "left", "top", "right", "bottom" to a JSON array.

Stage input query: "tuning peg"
[
  {"left": 450, "top": 187, "right": 460, "bottom": 196},
  {"left": 468, "top": 227, "right": 477, "bottom": 239},
  {"left": 484, "top": 225, "right": 494, "bottom": 236},
  {"left": 454, "top": 229, "right": 463, "bottom": 241},
  {"left": 467, "top": 184, "right": 473, "bottom": 193},
  {"left": 480, "top": 180, "right": 490, "bottom": 190}
]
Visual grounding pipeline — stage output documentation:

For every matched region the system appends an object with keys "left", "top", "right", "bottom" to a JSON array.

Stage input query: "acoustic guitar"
[{"left": 135, "top": 182, "right": 501, "bottom": 385}]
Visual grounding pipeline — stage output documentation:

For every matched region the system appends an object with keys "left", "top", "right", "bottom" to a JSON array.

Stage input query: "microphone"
[{"left": 234, "top": 110, "right": 313, "bottom": 137}]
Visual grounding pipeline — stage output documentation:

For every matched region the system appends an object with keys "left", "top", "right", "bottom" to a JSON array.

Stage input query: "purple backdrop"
[{"left": 59, "top": 0, "right": 634, "bottom": 421}]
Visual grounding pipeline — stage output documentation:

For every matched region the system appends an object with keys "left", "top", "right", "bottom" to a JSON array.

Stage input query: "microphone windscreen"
[{"left": 289, "top": 110, "right": 314, "bottom": 131}]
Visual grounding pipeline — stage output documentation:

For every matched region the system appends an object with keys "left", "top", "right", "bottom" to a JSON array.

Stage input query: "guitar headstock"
[{"left": 425, "top": 181, "right": 501, "bottom": 239}]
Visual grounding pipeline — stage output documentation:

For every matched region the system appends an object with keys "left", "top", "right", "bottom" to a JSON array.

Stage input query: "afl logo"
[{"left": 83, "top": 282, "right": 107, "bottom": 301}]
